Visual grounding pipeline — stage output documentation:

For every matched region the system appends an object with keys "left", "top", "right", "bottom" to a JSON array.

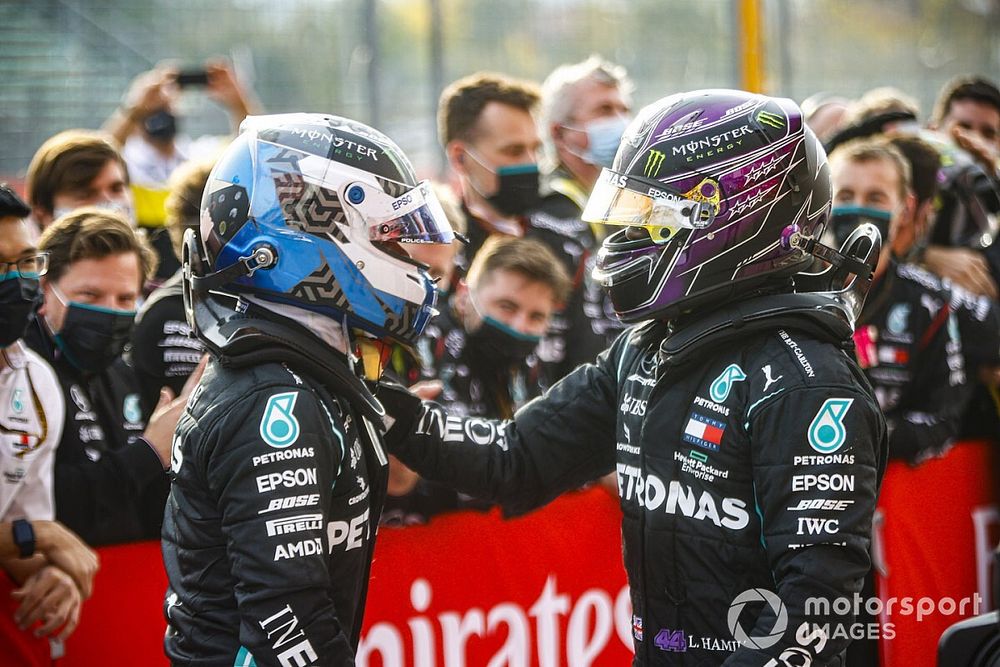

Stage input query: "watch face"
[{"left": 12, "top": 519, "right": 34, "bottom": 558}]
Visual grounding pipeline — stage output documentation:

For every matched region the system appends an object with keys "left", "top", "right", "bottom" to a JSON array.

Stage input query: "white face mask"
[
  {"left": 563, "top": 116, "right": 630, "bottom": 169},
  {"left": 53, "top": 199, "right": 136, "bottom": 226}
]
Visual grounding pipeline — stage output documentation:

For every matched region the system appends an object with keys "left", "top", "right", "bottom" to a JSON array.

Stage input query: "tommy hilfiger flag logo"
[{"left": 683, "top": 412, "right": 726, "bottom": 451}]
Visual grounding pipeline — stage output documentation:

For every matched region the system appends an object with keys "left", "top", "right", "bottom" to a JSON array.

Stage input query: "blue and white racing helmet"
[{"left": 192, "top": 113, "right": 454, "bottom": 346}]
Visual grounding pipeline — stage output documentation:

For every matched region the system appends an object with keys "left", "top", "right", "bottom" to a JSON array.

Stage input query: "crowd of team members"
[{"left": 0, "top": 54, "right": 997, "bottom": 658}]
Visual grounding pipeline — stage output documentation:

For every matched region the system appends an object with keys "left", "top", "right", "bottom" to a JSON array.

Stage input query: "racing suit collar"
[{"left": 655, "top": 292, "right": 856, "bottom": 369}]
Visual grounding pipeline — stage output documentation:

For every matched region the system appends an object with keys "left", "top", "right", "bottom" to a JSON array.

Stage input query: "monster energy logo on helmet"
[
  {"left": 644, "top": 150, "right": 666, "bottom": 177},
  {"left": 756, "top": 111, "right": 785, "bottom": 129}
]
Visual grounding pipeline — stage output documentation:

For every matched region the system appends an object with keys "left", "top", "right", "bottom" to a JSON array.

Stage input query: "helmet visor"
[
  {"left": 368, "top": 181, "right": 455, "bottom": 245},
  {"left": 582, "top": 168, "right": 716, "bottom": 242}
]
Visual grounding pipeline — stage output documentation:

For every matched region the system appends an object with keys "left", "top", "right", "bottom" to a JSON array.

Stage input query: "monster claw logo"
[
  {"left": 644, "top": 150, "right": 666, "bottom": 177},
  {"left": 756, "top": 110, "right": 785, "bottom": 129}
]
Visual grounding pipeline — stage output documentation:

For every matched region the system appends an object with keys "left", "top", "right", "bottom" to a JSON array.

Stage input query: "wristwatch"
[{"left": 12, "top": 519, "right": 35, "bottom": 558}]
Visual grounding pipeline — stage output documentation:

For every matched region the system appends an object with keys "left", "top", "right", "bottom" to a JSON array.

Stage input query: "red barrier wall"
[
  {"left": 876, "top": 440, "right": 998, "bottom": 667},
  {"left": 54, "top": 487, "right": 630, "bottom": 666}
]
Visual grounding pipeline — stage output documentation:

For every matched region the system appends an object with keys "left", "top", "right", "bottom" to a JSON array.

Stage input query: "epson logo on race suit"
[
  {"left": 258, "top": 603, "right": 319, "bottom": 667},
  {"left": 616, "top": 464, "right": 750, "bottom": 530},
  {"left": 791, "top": 474, "right": 855, "bottom": 492},
  {"left": 256, "top": 468, "right": 318, "bottom": 493}
]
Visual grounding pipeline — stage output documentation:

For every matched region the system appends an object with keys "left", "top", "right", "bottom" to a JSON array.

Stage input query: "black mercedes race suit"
[
  {"left": 162, "top": 314, "right": 388, "bottom": 666},
  {"left": 853, "top": 261, "right": 967, "bottom": 463},
  {"left": 382, "top": 295, "right": 887, "bottom": 666},
  {"left": 24, "top": 321, "right": 169, "bottom": 546},
  {"left": 530, "top": 167, "right": 626, "bottom": 381},
  {"left": 129, "top": 270, "right": 206, "bottom": 420}
]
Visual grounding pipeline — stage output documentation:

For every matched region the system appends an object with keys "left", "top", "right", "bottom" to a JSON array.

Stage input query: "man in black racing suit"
[
  {"left": 161, "top": 113, "right": 456, "bottom": 665},
  {"left": 380, "top": 90, "right": 889, "bottom": 666}
]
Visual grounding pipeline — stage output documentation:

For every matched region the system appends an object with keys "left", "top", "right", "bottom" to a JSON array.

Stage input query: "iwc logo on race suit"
[{"left": 260, "top": 392, "right": 301, "bottom": 448}]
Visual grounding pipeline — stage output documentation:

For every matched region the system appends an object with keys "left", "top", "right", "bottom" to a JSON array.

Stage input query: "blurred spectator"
[
  {"left": 439, "top": 71, "right": 543, "bottom": 266},
  {"left": 129, "top": 158, "right": 212, "bottom": 420},
  {"left": 538, "top": 54, "right": 633, "bottom": 379},
  {"left": 830, "top": 139, "right": 967, "bottom": 464},
  {"left": 801, "top": 92, "right": 850, "bottom": 144},
  {"left": 382, "top": 236, "right": 570, "bottom": 526},
  {"left": 24, "top": 131, "right": 132, "bottom": 236},
  {"left": 25, "top": 209, "right": 196, "bottom": 546},
  {"left": 930, "top": 75, "right": 1000, "bottom": 175},
  {"left": 0, "top": 185, "right": 82, "bottom": 661},
  {"left": 889, "top": 135, "right": 1000, "bottom": 439},
  {"left": 419, "top": 235, "right": 570, "bottom": 418},
  {"left": 822, "top": 84, "right": 1000, "bottom": 300},
  {"left": 102, "top": 60, "right": 259, "bottom": 282}
]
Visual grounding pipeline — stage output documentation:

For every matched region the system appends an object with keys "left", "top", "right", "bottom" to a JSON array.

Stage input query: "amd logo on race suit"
[{"left": 616, "top": 464, "right": 750, "bottom": 530}]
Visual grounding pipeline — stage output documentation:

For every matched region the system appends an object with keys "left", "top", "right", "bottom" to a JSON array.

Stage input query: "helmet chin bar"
[{"left": 785, "top": 222, "right": 882, "bottom": 327}]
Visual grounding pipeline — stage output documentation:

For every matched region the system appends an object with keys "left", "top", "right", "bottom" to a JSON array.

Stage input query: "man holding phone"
[{"left": 102, "top": 60, "right": 260, "bottom": 282}]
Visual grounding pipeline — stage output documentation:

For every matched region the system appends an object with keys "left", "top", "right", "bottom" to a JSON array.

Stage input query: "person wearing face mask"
[
  {"left": 380, "top": 236, "right": 568, "bottom": 527},
  {"left": 23, "top": 209, "right": 198, "bottom": 547},
  {"left": 537, "top": 55, "right": 635, "bottom": 380},
  {"left": 101, "top": 60, "right": 261, "bottom": 284},
  {"left": 831, "top": 138, "right": 968, "bottom": 465},
  {"left": 439, "top": 72, "right": 545, "bottom": 266},
  {"left": 417, "top": 235, "right": 570, "bottom": 419},
  {"left": 24, "top": 130, "right": 134, "bottom": 240},
  {"left": 0, "top": 185, "right": 93, "bottom": 661}
]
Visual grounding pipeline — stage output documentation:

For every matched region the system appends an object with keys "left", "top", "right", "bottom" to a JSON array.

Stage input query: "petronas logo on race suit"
[
  {"left": 808, "top": 398, "right": 854, "bottom": 453},
  {"left": 11, "top": 389, "right": 24, "bottom": 414},
  {"left": 123, "top": 393, "right": 142, "bottom": 424},
  {"left": 710, "top": 363, "right": 747, "bottom": 403},
  {"left": 260, "top": 392, "right": 300, "bottom": 449}
]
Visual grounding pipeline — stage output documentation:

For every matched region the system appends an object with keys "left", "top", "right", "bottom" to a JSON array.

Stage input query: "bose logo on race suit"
[
  {"left": 787, "top": 499, "right": 854, "bottom": 512},
  {"left": 796, "top": 517, "right": 840, "bottom": 536},
  {"left": 616, "top": 464, "right": 749, "bottom": 530},
  {"left": 266, "top": 513, "right": 324, "bottom": 537},
  {"left": 791, "top": 474, "right": 855, "bottom": 492},
  {"left": 256, "top": 468, "right": 318, "bottom": 493},
  {"left": 259, "top": 494, "right": 321, "bottom": 514},
  {"left": 328, "top": 508, "right": 371, "bottom": 552},
  {"left": 258, "top": 604, "right": 319, "bottom": 667},
  {"left": 415, "top": 406, "right": 509, "bottom": 451}
]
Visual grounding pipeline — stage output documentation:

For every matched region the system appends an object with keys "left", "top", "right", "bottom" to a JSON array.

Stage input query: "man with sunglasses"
[
  {"left": 381, "top": 90, "right": 887, "bottom": 665},
  {"left": 0, "top": 184, "right": 93, "bottom": 659}
]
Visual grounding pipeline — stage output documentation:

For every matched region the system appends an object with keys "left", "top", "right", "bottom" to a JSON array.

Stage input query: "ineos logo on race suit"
[{"left": 616, "top": 464, "right": 750, "bottom": 530}]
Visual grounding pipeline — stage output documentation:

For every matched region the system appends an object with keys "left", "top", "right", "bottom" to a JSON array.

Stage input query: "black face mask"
[
  {"left": 465, "top": 316, "right": 541, "bottom": 367},
  {"left": 144, "top": 109, "right": 178, "bottom": 141},
  {"left": 53, "top": 302, "right": 136, "bottom": 374},
  {"left": 830, "top": 206, "right": 892, "bottom": 249},
  {"left": 0, "top": 276, "right": 41, "bottom": 348},
  {"left": 486, "top": 164, "right": 541, "bottom": 217}
]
